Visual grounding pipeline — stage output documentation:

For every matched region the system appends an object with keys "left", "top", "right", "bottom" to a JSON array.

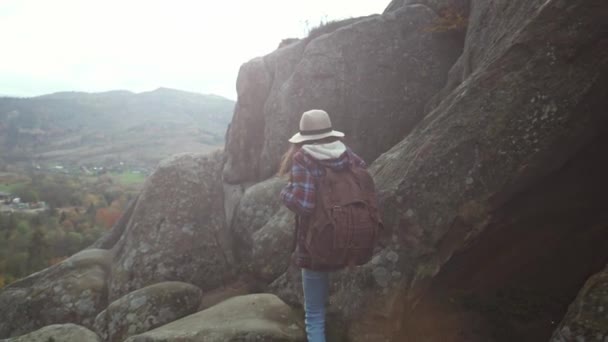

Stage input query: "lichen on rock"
[
  {"left": 0, "top": 249, "right": 111, "bottom": 338},
  {"left": 94, "top": 281, "right": 202, "bottom": 342},
  {"left": 125, "top": 294, "right": 305, "bottom": 342}
]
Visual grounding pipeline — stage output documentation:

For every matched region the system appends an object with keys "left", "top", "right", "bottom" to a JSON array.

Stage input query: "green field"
[
  {"left": 0, "top": 182, "right": 28, "bottom": 193},
  {"left": 110, "top": 171, "right": 147, "bottom": 185},
  {"left": 1, "top": 171, "right": 146, "bottom": 190}
]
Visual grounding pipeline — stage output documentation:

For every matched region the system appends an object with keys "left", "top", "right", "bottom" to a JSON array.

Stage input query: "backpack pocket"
[{"left": 307, "top": 203, "right": 377, "bottom": 267}]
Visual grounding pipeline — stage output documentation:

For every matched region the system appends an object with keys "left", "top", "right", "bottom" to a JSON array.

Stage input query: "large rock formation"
[
  {"left": 0, "top": 249, "right": 111, "bottom": 338},
  {"left": 108, "top": 151, "right": 234, "bottom": 300}
]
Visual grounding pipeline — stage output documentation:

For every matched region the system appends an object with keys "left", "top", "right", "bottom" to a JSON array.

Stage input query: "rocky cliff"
[{"left": 1, "top": 0, "right": 607, "bottom": 341}]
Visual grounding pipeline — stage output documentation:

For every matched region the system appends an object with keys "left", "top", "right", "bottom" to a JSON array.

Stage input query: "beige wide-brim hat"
[{"left": 288, "top": 109, "right": 344, "bottom": 143}]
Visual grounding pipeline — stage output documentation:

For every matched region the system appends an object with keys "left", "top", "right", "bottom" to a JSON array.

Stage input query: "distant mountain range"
[{"left": 0, "top": 88, "right": 235, "bottom": 168}]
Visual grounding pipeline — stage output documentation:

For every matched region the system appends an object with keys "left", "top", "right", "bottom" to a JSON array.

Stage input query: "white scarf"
[{"left": 301, "top": 141, "right": 346, "bottom": 160}]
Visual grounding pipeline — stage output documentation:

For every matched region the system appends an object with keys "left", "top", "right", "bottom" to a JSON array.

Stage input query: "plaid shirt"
[{"left": 280, "top": 147, "right": 366, "bottom": 215}]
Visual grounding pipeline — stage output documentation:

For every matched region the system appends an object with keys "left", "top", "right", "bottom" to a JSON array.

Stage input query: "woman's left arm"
[{"left": 280, "top": 157, "right": 315, "bottom": 215}]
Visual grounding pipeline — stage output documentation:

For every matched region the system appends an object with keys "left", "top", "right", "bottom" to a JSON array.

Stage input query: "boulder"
[
  {"left": 0, "top": 249, "right": 111, "bottom": 338},
  {"left": 230, "top": 177, "right": 295, "bottom": 281},
  {"left": 94, "top": 281, "right": 202, "bottom": 342},
  {"left": 223, "top": 4, "right": 462, "bottom": 184},
  {"left": 125, "top": 294, "right": 305, "bottom": 342},
  {"left": 109, "top": 151, "right": 234, "bottom": 300},
  {"left": 551, "top": 265, "right": 608, "bottom": 342},
  {"left": 231, "top": 176, "right": 286, "bottom": 259},
  {"left": 248, "top": 206, "right": 295, "bottom": 282},
  {"left": 0, "top": 324, "right": 101, "bottom": 342}
]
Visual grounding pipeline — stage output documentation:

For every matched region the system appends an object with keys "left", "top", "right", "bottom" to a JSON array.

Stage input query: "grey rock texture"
[
  {"left": 231, "top": 176, "right": 286, "bottom": 257},
  {"left": 230, "top": 177, "right": 295, "bottom": 281},
  {"left": 109, "top": 151, "right": 234, "bottom": 301},
  {"left": 0, "top": 324, "right": 101, "bottom": 342},
  {"left": 431, "top": 0, "right": 548, "bottom": 105},
  {"left": 223, "top": 4, "right": 461, "bottom": 184},
  {"left": 247, "top": 206, "right": 295, "bottom": 282},
  {"left": 94, "top": 281, "right": 202, "bottom": 342},
  {"left": 223, "top": 182, "right": 246, "bottom": 228},
  {"left": 268, "top": 264, "right": 304, "bottom": 308},
  {"left": 0, "top": 249, "right": 111, "bottom": 338},
  {"left": 551, "top": 265, "right": 608, "bottom": 342},
  {"left": 125, "top": 294, "right": 305, "bottom": 342}
]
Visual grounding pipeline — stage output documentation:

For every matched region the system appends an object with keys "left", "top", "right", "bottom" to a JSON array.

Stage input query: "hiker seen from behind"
[{"left": 279, "top": 109, "right": 383, "bottom": 342}]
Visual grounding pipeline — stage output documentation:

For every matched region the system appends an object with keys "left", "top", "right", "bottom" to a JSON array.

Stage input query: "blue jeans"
[{"left": 301, "top": 269, "right": 330, "bottom": 342}]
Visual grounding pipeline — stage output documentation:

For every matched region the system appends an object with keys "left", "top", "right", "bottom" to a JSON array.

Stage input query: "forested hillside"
[{"left": 0, "top": 88, "right": 234, "bottom": 167}]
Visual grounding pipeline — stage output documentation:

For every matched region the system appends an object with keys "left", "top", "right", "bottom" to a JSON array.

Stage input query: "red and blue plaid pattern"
[{"left": 280, "top": 147, "right": 366, "bottom": 215}]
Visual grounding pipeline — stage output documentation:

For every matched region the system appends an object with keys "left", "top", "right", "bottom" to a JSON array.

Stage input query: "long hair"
[{"left": 278, "top": 143, "right": 301, "bottom": 177}]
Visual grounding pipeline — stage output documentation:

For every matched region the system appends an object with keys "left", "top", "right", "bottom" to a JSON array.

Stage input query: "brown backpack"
[{"left": 302, "top": 166, "right": 382, "bottom": 270}]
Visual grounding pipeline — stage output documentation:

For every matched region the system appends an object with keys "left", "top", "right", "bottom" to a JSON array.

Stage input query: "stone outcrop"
[
  {"left": 223, "top": 4, "right": 462, "bottom": 184},
  {"left": 231, "top": 176, "right": 286, "bottom": 261},
  {"left": 109, "top": 151, "right": 234, "bottom": 300},
  {"left": 0, "top": 324, "right": 101, "bottom": 342},
  {"left": 125, "top": 294, "right": 305, "bottom": 342},
  {"left": 94, "top": 281, "right": 202, "bottom": 342},
  {"left": 0, "top": 249, "right": 111, "bottom": 338},
  {"left": 551, "top": 265, "right": 608, "bottom": 342},
  {"left": 229, "top": 176, "right": 296, "bottom": 282},
  {"left": 246, "top": 206, "right": 296, "bottom": 282}
]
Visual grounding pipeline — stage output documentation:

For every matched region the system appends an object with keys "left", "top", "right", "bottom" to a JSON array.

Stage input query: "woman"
[{"left": 279, "top": 109, "right": 367, "bottom": 342}]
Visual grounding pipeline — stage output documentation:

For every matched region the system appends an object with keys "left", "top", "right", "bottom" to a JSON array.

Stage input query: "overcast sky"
[{"left": 0, "top": 0, "right": 391, "bottom": 100}]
